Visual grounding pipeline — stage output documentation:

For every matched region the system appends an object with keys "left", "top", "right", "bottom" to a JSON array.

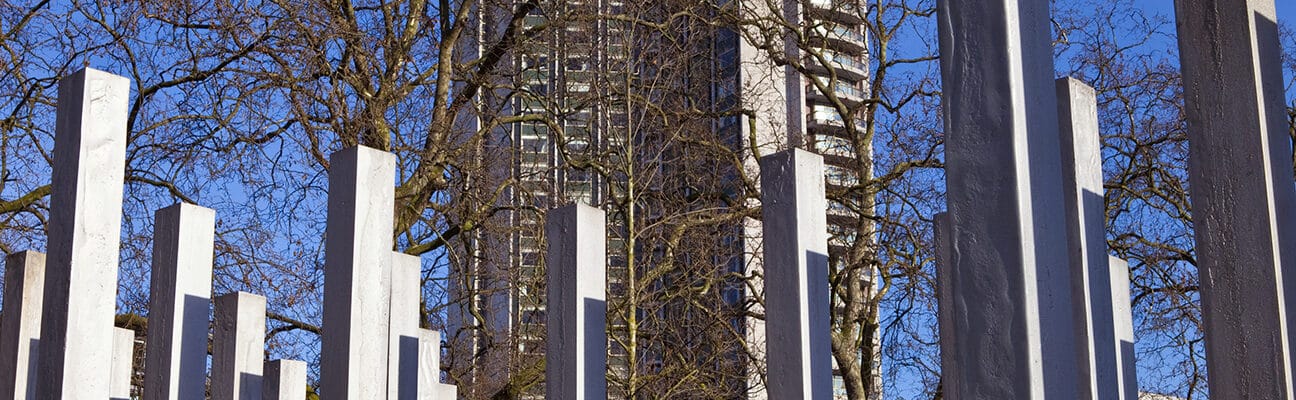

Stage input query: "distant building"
[{"left": 448, "top": 0, "right": 873, "bottom": 398}]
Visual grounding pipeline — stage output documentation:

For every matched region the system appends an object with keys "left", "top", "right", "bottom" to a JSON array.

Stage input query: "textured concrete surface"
[
  {"left": 390, "top": 252, "right": 422, "bottom": 400},
  {"left": 1108, "top": 257, "right": 1138, "bottom": 400},
  {"left": 35, "top": 68, "right": 130, "bottom": 399},
  {"left": 145, "top": 203, "right": 216, "bottom": 400},
  {"left": 109, "top": 328, "right": 134, "bottom": 400},
  {"left": 418, "top": 329, "right": 457, "bottom": 400},
  {"left": 937, "top": 0, "right": 1081, "bottom": 397},
  {"left": 933, "top": 213, "right": 957, "bottom": 400},
  {"left": 423, "top": 384, "right": 457, "bottom": 400},
  {"left": 759, "top": 149, "right": 831, "bottom": 400},
  {"left": 1173, "top": 0, "right": 1296, "bottom": 396},
  {"left": 321, "top": 146, "right": 396, "bottom": 400},
  {"left": 213, "top": 291, "right": 267, "bottom": 400},
  {"left": 0, "top": 251, "right": 45, "bottom": 400},
  {"left": 545, "top": 203, "right": 607, "bottom": 400},
  {"left": 1057, "top": 78, "right": 1122, "bottom": 400},
  {"left": 263, "top": 359, "right": 307, "bottom": 400}
]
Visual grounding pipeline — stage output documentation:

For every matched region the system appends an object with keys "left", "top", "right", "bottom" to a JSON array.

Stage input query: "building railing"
[
  {"left": 806, "top": 0, "right": 863, "bottom": 22},
  {"left": 812, "top": 135, "right": 857, "bottom": 158},
  {"left": 807, "top": 112, "right": 868, "bottom": 131},
  {"left": 810, "top": 81, "right": 867, "bottom": 101},
  {"left": 815, "top": 51, "right": 869, "bottom": 75},
  {"left": 813, "top": 25, "right": 867, "bottom": 45}
]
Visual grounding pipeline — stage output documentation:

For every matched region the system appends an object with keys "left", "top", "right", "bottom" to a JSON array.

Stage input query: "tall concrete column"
[
  {"left": 937, "top": 0, "right": 1081, "bottom": 397},
  {"left": 0, "top": 251, "right": 45, "bottom": 400},
  {"left": 390, "top": 252, "right": 421, "bottom": 399},
  {"left": 933, "top": 213, "right": 957, "bottom": 400},
  {"left": 145, "top": 203, "right": 216, "bottom": 400},
  {"left": 544, "top": 203, "right": 607, "bottom": 400},
  {"left": 110, "top": 328, "right": 135, "bottom": 400},
  {"left": 1108, "top": 257, "right": 1138, "bottom": 400},
  {"left": 213, "top": 291, "right": 267, "bottom": 400},
  {"left": 1057, "top": 77, "right": 1124, "bottom": 400},
  {"left": 263, "top": 359, "right": 307, "bottom": 400},
  {"left": 35, "top": 68, "right": 130, "bottom": 399},
  {"left": 1173, "top": 0, "right": 1296, "bottom": 396},
  {"left": 759, "top": 149, "right": 831, "bottom": 400},
  {"left": 321, "top": 146, "right": 395, "bottom": 400}
]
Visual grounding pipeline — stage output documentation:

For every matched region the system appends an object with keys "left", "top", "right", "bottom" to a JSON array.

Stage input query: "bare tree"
[
  {"left": 726, "top": 0, "right": 944, "bottom": 398},
  {"left": 2, "top": 0, "right": 1288, "bottom": 399},
  {"left": 1054, "top": 1, "right": 1202, "bottom": 396},
  {"left": 0, "top": 0, "right": 547, "bottom": 395}
]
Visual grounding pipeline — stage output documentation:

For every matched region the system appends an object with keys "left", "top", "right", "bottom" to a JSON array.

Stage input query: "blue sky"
[{"left": 1139, "top": 1, "right": 1295, "bottom": 28}]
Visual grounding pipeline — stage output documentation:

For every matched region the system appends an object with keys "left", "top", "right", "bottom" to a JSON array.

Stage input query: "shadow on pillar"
[
  {"left": 807, "top": 251, "right": 832, "bottom": 399},
  {"left": 1256, "top": 14, "right": 1283, "bottom": 113},
  {"left": 585, "top": 297, "right": 608, "bottom": 398},
  {"left": 1120, "top": 340, "right": 1137, "bottom": 400},
  {"left": 181, "top": 294, "right": 210, "bottom": 395},
  {"left": 239, "top": 372, "right": 264, "bottom": 399},
  {"left": 24, "top": 338, "right": 38, "bottom": 400},
  {"left": 1083, "top": 189, "right": 1120, "bottom": 399},
  {"left": 399, "top": 335, "right": 418, "bottom": 400}
]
